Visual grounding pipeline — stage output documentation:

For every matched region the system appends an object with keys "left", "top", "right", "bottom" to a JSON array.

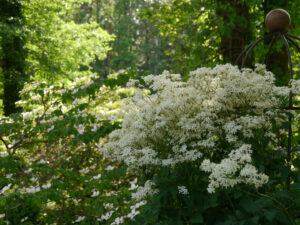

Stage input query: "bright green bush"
[{"left": 21, "top": 0, "right": 113, "bottom": 81}]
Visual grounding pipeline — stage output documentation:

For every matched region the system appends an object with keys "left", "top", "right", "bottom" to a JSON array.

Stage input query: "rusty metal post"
[{"left": 235, "top": 9, "right": 300, "bottom": 190}]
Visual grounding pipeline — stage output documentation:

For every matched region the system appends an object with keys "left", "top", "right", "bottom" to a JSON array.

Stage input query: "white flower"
[
  {"left": 291, "top": 79, "right": 300, "bottom": 94},
  {"left": 39, "top": 159, "right": 48, "bottom": 164},
  {"left": 91, "top": 189, "right": 100, "bottom": 197},
  {"left": 20, "top": 217, "right": 28, "bottom": 223},
  {"left": 72, "top": 98, "right": 78, "bottom": 105},
  {"left": 200, "top": 145, "right": 268, "bottom": 193},
  {"left": 102, "top": 64, "right": 286, "bottom": 193},
  {"left": 127, "top": 200, "right": 146, "bottom": 219},
  {"left": 5, "top": 174, "right": 12, "bottom": 179},
  {"left": 108, "top": 115, "right": 117, "bottom": 121},
  {"left": 78, "top": 168, "right": 89, "bottom": 174},
  {"left": 129, "top": 183, "right": 138, "bottom": 190},
  {"left": 105, "top": 165, "right": 114, "bottom": 171},
  {"left": 9, "top": 140, "right": 16, "bottom": 148},
  {"left": 129, "top": 177, "right": 138, "bottom": 190},
  {"left": 91, "top": 174, "right": 101, "bottom": 180},
  {"left": 178, "top": 186, "right": 189, "bottom": 195},
  {"left": 104, "top": 203, "right": 114, "bottom": 209},
  {"left": 47, "top": 125, "right": 54, "bottom": 132},
  {"left": 72, "top": 88, "right": 78, "bottom": 94},
  {"left": 0, "top": 213, "right": 5, "bottom": 219},
  {"left": 42, "top": 183, "right": 51, "bottom": 189},
  {"left": 77, "top": 124, "right": 85, "bottom": 135},
  {"left": 99, "top": 211, "right": 114, "bottom": 221},
  {"left": 111, "top": 216, "right": 124, "bottom": 225},
  {"left": 25, "top": 186, "right": 40, "bottom": 194},
  {"left": 0, "top": 152, "right": 8, "bottom": 158},
  {"left": 30, "top": 177, "right": 38, "bottom": 182},
  {"left": 24, "top": 168, "right": 33, "bottom": 173},
  {"left": 1, "top": 184, "right": 12, "bottom": 194},
  {"left": 127, "top": 79, "right": 138, "bottom": 87},
  {"left": 132, "top": 180, "right": 158, "bottom": 201},
  {"left": 74, "top": 216, "right": 85, "bottom": 223},
  {"left": 73, "top": 199, "right": 81, "bottom": 203},
  {"left": 91, "top": 123, "right": 102, "bottom": 132}
]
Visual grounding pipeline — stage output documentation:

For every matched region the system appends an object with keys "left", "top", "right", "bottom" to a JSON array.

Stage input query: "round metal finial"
[
  {"left": 236, "top": 8, "right": 300, "bottom": 191},
  {"left": 265, "top": 9, "right": 291, "bottom": 32}
]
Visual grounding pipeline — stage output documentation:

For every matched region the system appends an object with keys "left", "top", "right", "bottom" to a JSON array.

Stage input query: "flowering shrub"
[
  {"left": 0, "top": 65, "right": 299, "bottom": 224},
  {"left": 0, "top": 72, "right": 145, "bottom": 224},
  {"left": 104, "top": 64, "right": 300, "bottom": 224}
]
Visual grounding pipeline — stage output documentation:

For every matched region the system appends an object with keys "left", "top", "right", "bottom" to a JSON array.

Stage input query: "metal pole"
[{"left": 280, "top": 33, "right": 293, "bottom": 190}]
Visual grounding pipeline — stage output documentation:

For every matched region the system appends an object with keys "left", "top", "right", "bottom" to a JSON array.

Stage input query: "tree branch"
[{"left": 0, "top": 136, "right": 11, "bottom": 154}]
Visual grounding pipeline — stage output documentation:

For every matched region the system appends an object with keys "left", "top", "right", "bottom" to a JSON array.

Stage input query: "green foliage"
[
  {"left": 103, "top": 65, "right": 300, "bottom": 225},
  {"left": 0, "top": 73, "right": 142, "bottom": 224},
  {"left": 1, "top": 1, "right": 300, "bottom": 224},
  {"left": 21, "top": 0, "right": 113, "bottom": 82},
  {"left": 133, "top": 166, "right": 300, "bottom": 225},
  {"left": 140, "top": 0, "right": 220, "bottom": 75},
  {"left": 75, "top": 0, "right": 169, "bottom": 77},
  {"left": 139, "top": 0, "right": 300, "bottom": 77}
]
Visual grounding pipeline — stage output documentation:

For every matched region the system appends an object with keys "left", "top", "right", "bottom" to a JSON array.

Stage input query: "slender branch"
[
  {"left": 21, "top": 140, "right": 48, "bottom": 146},
  {"left": 11, "top": 104, "right": 50, "bottom": 155},
  {"left": 0, "top": 136, "right": 11, "bottom": 154}
]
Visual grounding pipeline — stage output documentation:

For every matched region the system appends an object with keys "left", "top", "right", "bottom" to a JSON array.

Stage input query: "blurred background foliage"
[{"left": 1, "top": 0, "right": 300, "bottom": 116}]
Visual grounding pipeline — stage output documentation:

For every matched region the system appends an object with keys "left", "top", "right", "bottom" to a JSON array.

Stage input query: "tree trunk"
[
  {"left": 0, "top": 0, "right": 27, "bottom": 116},
  {"left": 216, "top": 0, "right": 253, "bottom": 65}
]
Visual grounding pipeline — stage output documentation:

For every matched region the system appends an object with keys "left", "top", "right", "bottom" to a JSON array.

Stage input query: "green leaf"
[
  {"left": 292, "top": 146, "right": 300, "bottom": 153},
  {"left": 250, "top": 215, "right": 260, "bottom": 224},
  {"left": 291, "top": 182, "right": 300, "bottom": 190},
  {"left": 293, "top": 158, "right": 300, "bottom": 168},
  {"left": 280, "top": 166, "right": 290, "bottom": 179},
  {"left": 265, "top": 210, "right": 277, "bottom": 222},
  {"left": 190, "top": 214, "right": 203, "bottom": 223},
  {"left": 233, "top": 191, "right": 243, "bottom": 199}
]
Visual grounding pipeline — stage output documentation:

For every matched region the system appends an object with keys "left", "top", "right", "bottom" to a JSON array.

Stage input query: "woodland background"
[
  {"left": 0, "top": 0, "right": 300, "bottom": 225},
  {"left": 1, "top": 0, "right": 300, "bottom": 115}
]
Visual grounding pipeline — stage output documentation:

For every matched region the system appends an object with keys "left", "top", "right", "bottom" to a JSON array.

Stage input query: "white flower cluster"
[
  {"left": 201, "top": 144, "right": 268, "bottom": 193},
  {"left": 1, "top": 184, "right": 12, "bottom": 194},
  {"left": 132, "top": 180, "right": 158, "bottom": 201},
  {"left": 178, "top": 186, "right": 189, "bottom": 195},
  {"left": 103, "top": 64, "right": 292, "bottom": 194},
  {"left": 97, "top": 200, "right": 146, "bottom": 224},
  {"left": 292, "top": 79, "right": 300, "bottom": 94}
]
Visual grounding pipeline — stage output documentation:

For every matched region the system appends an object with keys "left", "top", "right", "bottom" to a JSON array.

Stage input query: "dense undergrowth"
[{"left": 0, "top": 65, "right": 300, "bottom": 224}]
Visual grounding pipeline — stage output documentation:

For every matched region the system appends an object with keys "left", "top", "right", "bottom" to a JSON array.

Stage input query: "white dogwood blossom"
[
  {"left": 74, "top": 216, "right": 85, "bottom": 223},
  {"left": 103, "top": 64, "right": 293, "bottom": 195}
]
